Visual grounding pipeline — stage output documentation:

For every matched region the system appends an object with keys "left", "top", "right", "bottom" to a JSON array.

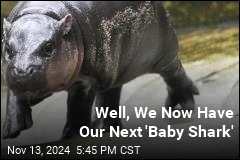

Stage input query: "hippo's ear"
[
  {"left": 3, "top": 18, "right": 12, "bottom": 38},
  {"left": 59, "top": 14, "right": 73, "bottom": 35}
]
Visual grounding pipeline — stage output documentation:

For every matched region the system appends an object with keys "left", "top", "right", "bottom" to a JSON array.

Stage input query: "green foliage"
[
  {"left": 1, "top": 1, "right": 17, "bottom": 35},
  {"left": 1, "top": 1, "right": 17, "bottom": 17},
  {"left": 164, "top": 1, "right": 239, "bottom": 28},
  {"left": 179, "top": 23, "right": 239, "bottom": 63}
]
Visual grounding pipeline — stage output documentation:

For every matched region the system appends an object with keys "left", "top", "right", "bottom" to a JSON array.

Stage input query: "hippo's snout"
[
  {"left": 6, "top": 65, "right": 45, "bottom": 98},
  {"left": 12, "top": 66, "right": 40, "bottom": 80}
]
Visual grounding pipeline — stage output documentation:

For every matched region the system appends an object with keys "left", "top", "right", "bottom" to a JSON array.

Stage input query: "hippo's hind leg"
[
  {"left": 152, "top": 33, "right": 199, "bottom": 110},
  {"left": 92, "top": 86, "right": 122, "bottom": 131},
  {"left": 62, "top": 80, "right": 96, "bottom": 139}
]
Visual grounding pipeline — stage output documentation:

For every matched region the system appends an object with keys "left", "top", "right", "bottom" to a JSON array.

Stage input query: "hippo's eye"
[
  {"left": 43, "top": 42, "right": 55, "bottom": 57},
  {"left": 5, "top": 44, "right": 14, "bottom": 60}
]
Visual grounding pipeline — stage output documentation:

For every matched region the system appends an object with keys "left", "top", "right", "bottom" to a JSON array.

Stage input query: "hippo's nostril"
[
  {"left": 27, "top": 67, "right": 34, "bottom": 76},
  {"left": 12, "top": 67, "right": 25, "bottom": 78},
  {"left": 12, "top": 68, "right": 19, "bottom": 77},
  {"left": 27, "top": 67, "right": 38, "bottom": 77}
]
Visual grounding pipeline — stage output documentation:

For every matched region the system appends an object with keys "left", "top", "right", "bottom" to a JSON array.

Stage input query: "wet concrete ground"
[{"left": 1, "top": 55, "right": 239, "bottom": 159}]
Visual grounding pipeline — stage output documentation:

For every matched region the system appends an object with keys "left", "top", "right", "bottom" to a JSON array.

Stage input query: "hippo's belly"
[{"left": 113, "top": 23, "right": 163, "bottom": 86}]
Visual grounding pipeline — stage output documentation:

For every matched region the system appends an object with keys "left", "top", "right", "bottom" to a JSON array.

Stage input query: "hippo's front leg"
[
  {"left": 2, "top": 89, "right": 33, "bottom": 139},
  {"left": 92, "top": 86, "right": 123, "bottom": 131},
  {"left": 62, "top": 79, "right": 97, "bottom": 139}
]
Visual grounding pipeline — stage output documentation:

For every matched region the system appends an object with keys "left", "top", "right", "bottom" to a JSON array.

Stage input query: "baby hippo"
[{"left": 2, "top": 1, "right": 199, "bottom": 139}]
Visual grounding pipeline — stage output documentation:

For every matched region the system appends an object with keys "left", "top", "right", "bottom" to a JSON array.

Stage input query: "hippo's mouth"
[
  {"left": 22, "top": 90, "right": 40, "bottom": 98},
  {"left": 15, "top": 90, "right": 49, "bottom": 100},
  {"left": 11, "top": 89, "right": 41, "bottom": 99}
]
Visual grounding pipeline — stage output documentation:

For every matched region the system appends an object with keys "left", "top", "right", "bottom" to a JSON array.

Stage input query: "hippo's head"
[{"left": 2, "top": 14, "right": 82, "bottom": 99}]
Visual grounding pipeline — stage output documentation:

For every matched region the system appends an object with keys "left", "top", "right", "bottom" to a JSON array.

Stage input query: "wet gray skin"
[{"left": 1, "top": 1, "right": 199, "bottom": 139}]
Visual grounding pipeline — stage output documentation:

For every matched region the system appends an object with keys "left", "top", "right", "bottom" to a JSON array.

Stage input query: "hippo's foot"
[
  {"left": 62, "top": 124, "right": 91, "bottom": 140},
  {"left": 62, "top": 127, "right": 81, "bottom": 140},
  {"left": 92, "top": 118, "right": 122, "bottom": 132},
  {"left": 165, "top": 83, "right": 199, "bottom": 110},
  {"left": 103, "top": 119, "right": 123, "bottom": 132}
]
